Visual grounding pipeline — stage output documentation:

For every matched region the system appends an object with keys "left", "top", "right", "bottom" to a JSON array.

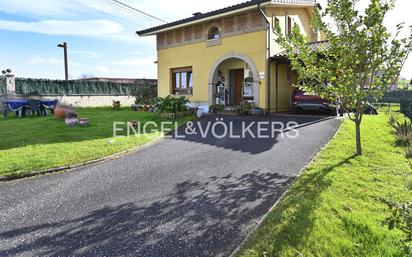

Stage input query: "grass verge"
[
  {"left": 0, "top": 107, "right": 192, "bottom": 177},
  {"left": 236, "top": 111, "right": 412, "bottom": 257}
]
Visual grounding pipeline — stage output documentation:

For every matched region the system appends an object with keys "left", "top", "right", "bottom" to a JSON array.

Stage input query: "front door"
[{"left": 229, "top": 69, "right": 244, "bottom": 105}]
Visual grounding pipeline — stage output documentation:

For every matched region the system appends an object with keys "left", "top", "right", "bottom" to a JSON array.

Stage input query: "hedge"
[{"left": 14, "top": 78, "right": 157, "bottom": 96}]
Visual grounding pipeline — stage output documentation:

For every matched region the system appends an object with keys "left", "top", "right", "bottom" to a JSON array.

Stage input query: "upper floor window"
[
  {"left": 207, "top": 26, "right": 220, "bottom": 40},
  {"left": 287, "top": 16, "right": 293, "bottom": 37},
  {"left": 272, "top": 16, "right": 280, "bottom": 33}
]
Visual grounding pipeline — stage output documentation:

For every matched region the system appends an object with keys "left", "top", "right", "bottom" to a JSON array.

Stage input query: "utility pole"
[{"left": 57, "top": 42, "right": 68, "bottom": 81}]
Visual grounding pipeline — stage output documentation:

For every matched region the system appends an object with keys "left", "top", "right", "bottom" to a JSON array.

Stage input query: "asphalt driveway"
[{"left": 0, "top": 115, "right": 341, "bottom": 257}]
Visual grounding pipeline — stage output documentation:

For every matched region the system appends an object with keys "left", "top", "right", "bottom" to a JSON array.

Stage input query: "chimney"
[{"left": 192, "top": 12, "right": 202, "bottom": 17}]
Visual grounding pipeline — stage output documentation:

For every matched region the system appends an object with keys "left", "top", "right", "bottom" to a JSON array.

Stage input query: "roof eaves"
[{"left": 136, "top": 0, "right": 269, "bottom": 36}]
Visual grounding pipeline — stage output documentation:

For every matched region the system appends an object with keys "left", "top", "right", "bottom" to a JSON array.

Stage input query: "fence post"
[{"left": 5, "top": 75, "right": 15, "bottom": 96}]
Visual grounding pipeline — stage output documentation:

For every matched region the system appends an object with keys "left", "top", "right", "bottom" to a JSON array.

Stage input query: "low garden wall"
[{"left": 36, "top": 95, "right": 136, "bottom": 107}]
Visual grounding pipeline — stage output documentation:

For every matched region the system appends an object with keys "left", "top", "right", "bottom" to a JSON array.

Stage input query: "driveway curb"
[
  {"left": 0, "top": 136, "right": 166, "bottom": 182},
  {"left": 228, "top": 117, "right": 344, "bottom": 257},
  {"left": 0, "top": 117, "right": 198, "bottom": 183}
]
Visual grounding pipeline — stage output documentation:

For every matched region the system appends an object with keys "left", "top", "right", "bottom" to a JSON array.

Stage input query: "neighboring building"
[
  {"left": 137, "top": 0, "right": 324, "bottom": 112},
  {"left": 78, "top": 77, "right": 157, "bottom": 86}
]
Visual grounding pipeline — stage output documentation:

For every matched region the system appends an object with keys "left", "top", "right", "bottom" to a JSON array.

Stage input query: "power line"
[
  {"left": 104, "top": 0, "right": 166, "bottom": 23},
  {"left": 98, "top": 0, "right": 146, "bottom": 21},
  {"left": 73, "top": 0, "right": 142, "bottom": 26}
]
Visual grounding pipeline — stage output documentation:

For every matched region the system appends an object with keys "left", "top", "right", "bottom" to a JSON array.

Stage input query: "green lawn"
[
  {"left": 237, "top": 111, "right": 412, "bottom": 257},
  {"left": 0, "top": 108, "right": 192, "bottom": 177}
]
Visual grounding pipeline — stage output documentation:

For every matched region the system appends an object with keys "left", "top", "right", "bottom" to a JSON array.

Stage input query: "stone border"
[
  {"left": 228, "top": 117, "right": 344, "bottom": 257},
  {"left": 0, "top": 136, "right": 166, "bottom": 182},
  {"left": 0, "top": 118, "right": 199, "bottom": 182}
]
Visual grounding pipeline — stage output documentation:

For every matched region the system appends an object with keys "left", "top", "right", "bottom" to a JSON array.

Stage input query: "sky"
[{"left": 0, "top": 0, "right": 411, "bottom": 80}]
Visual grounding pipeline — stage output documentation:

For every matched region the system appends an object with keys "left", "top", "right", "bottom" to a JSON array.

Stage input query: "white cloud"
[
  {"left": 0, "top": 19, "right": 124, "bottom": 36},
  {"left": 113, "top": 57, "right": 156, "bottom": 66},
  {"left": 71, "top": 51, "right": 99, "bottom": 59},
  {"left": 0, "top": 0, "right": 75, "bottom": 19},
  {"left": 94, "top": 65, "right": 110, "bottom": 73},
  {"left": 28, "top": 56, "right": 62, "bottom": 65},
  {"left": 27, "top": 56, "right": 83, "bottom": 68}
]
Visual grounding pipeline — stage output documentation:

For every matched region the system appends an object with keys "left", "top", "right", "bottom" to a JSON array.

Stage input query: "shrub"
[
  {"left": 392, "top": 120, "right": 412, "bottom": 146},
  {"left": 383, "top": 199, "right": 412, "bottom": 255},
  {"left": 154, "top": 95, "right": 189, "bottom": 119},
  {"left": 406, "top": 147, "right": 412, "bottom": 159},
  {"left": 239, "top": 102, "right": 253, "bottom": 115},
  {"left": 132, "top": 85, "right": 157, "bottom": 106},
  {"left": 209, "top": 104, "right": 225, "bottom": 113},
  {"left": 389, "top": 113, "right": 398, "bottom": 127}
]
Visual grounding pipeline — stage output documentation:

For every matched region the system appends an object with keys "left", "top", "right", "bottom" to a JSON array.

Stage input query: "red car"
[{"left": 292, "top": 89, "right": 335, "bottom": 114}]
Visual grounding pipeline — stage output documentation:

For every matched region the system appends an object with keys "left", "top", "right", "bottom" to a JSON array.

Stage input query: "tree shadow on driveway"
[
  {"left": 0, "top": 171, "right": 295, "bottom": 257},
  {"left": 170, "top": 115, "right": 336, "bottom": 155},
  {"left": 238, "top": 155, "right": 357, "bottom": 257}
]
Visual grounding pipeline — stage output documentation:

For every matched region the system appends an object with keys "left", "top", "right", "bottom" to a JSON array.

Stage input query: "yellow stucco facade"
[
  {"left": 140, "top": 2, "right": 318, "bottom": 112},
  {"left": 158, "top": 30, "right": 268, "bottom": 107}
]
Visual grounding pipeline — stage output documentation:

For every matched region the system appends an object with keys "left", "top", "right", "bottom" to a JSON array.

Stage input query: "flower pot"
[
  {"left": 65, "top": 117, "right": 78, "bottom": 127},
  {"left": 251, "top": 107, "right": 264, "bottom": 116},
  {"left": 54, "top": 106, "right": 68, "bottom": 119},
  {"left": 129, "top": 120, "right": 138, "bottom": 128},
  {"left": 112, "top": 101, "right": 121, "bottom": 110},
  {"left": 79, "top": 118, "right": 90, "bottom": 127}
]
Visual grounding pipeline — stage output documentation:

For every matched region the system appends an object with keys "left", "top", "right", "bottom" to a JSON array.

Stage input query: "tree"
[
  {"left": 276, "top": 0, "right": 412, "bottom": 155},
  {"left": 1, "top": 68, "right": 12, "bottom": 76}
]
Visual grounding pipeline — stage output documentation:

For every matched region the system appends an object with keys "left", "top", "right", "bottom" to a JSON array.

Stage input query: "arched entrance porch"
[{"left": 208, "top": 52, "right": 259, "bottom": 107}]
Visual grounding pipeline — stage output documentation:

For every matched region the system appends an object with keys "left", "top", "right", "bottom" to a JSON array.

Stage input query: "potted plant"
[
  {"left": 239, "top": 102, "right": 253, "bottom": 115},
  {"left": 154, "top": 95, "right": 190, "bottom": 119},
  {"left": 209, "top": 104, "right": 225, "bottom": 114},
  {"left": 65, "top": 112, "right": 78, "bottom": 127},
  {"left": 112, "top": 100, "right": 121, "bottom": 110}
]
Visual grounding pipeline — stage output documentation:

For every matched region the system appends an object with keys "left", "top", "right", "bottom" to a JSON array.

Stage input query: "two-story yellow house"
[{"left": 137, "top": 0, "right": 324, "bottom": 112}]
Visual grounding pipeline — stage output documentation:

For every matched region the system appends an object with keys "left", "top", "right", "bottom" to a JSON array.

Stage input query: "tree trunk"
[{"left": 355, "top": 120, "right": 362, "bottom": 156}]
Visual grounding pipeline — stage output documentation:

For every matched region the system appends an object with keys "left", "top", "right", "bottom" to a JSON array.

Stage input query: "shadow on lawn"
[
  {"left": 0, "top": 171, "right": 295, "bottom": 257},
  {"left": 241, "top": 155, "right": 357, "bottom": 257}
]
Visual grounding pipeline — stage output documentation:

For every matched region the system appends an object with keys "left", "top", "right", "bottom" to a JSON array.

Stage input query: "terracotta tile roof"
[
  {"left": 307, "top": 40, "right": 330, "bottom": 51},
  {"left": 137, "top": 0, "right": 317, "bottom": 36},
  {"left": 270, "top": 40, "right": 330, "bottom": 61}
]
